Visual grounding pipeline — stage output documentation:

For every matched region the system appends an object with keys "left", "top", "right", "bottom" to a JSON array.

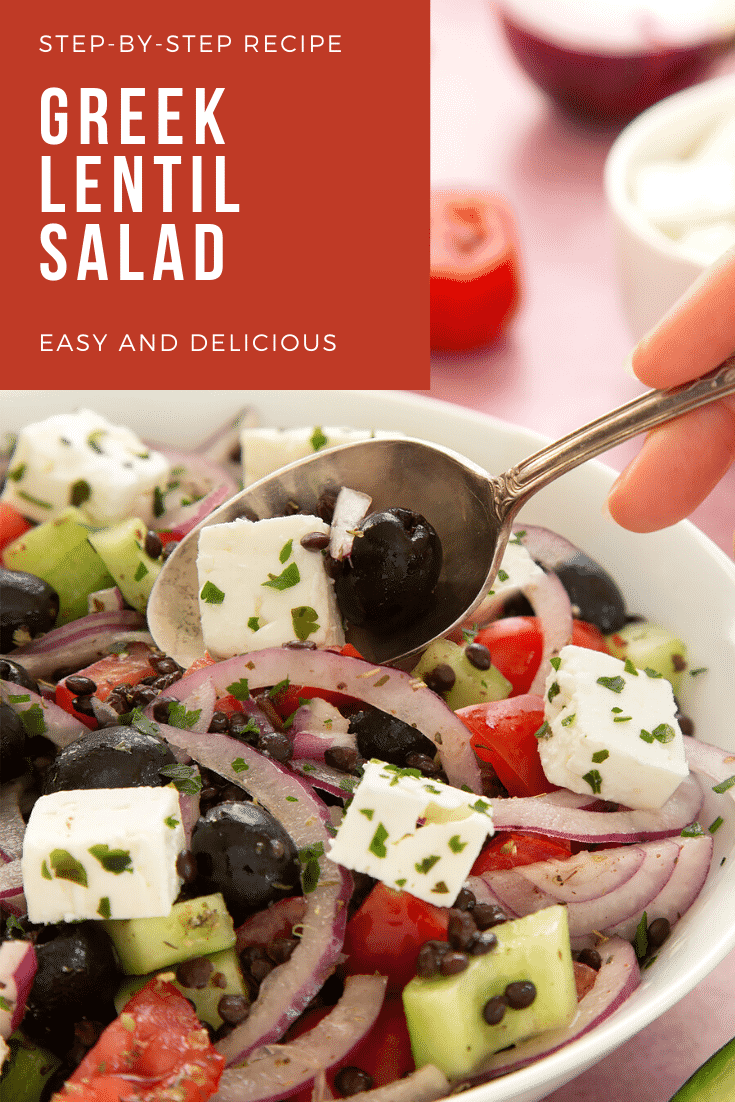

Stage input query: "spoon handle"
[{"left": 500, "top": 354, "right": 735, "bottom": 513}]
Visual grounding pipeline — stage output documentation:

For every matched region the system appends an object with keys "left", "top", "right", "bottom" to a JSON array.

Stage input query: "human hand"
[{"left": 607, "top": 246, "right": 735, "bottom": 537}]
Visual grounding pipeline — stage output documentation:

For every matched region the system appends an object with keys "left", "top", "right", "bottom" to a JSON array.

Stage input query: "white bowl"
[
  {"left": 605, "top": 73, "right": 735, "bottom": 341},
  {"left": 3, "top": 389, "right": 735, "bottom": 1102}
]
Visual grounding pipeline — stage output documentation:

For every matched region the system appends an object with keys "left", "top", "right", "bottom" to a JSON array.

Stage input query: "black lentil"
[
  {"left": 300, "top": 531, "right": 330, "bottom": 551},
  {"left": 647, "top": 917, "right": 671, "bottom": 948},
  {"left": 152, "top": 697, "right": 176, "bottom": 723},
  {"left": 423, "top": 663, "right": 456, "bottom": 695},
  {"left": 482, "top": 995, "right": 507, "bottom": 1025},
  {"left": 577, "top": 947, "right": 602, "bottom": 970},
  {"left": 472, "top": 903, "right": 508, "bottom": 930},
  {"left": 176, "top": 851, "right": 198, "bottom": 884},
  {"left": 439, "top": 949, "right": 469, "bottom": 976},
  {"left": 504, "top": 980, "right": 536, "bottom": 1009},
  {"left": 218, "top": 994, "right": 250, "bottom": 1025},
  {"left": 453, "top": 887, "right": 476, "bottom": 912},
  {"left": 334, "top": 1067, "right": 374, "bottom": 1096},
  {"left": 465, "top": 643, "right": 492, "bottom": 670},
  {"left": 65, "top": 675, "right": 97, "bottom": 696},
  {"left": 176, "top": 956, "right": 213, "bottom": 989},
  {"left": 144, "top": 531, "right": 163, "bottom": 559}
]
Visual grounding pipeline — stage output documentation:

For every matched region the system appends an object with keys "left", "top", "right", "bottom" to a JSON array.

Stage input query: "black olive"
[
  {"left": 22, "top": 922, "right": 120, "bottom": 1057},
  {"left": 348, "top": 708, "right": 437, "bottom": 767},
  {"left": 0, "top": 568, "right": 59, "bottom": 653},
  {"left": 0, "top": 657, "right": 41, "bottom": 694},
  {"left": 0, "top": 701, "right": 28, "bottom": 780},
  {"left": 334, "top": 508, "right": 442, "bottom": 632},
  {"left": 191, "top": 801, "right": 301, "bottom": 925},
  {"left": 43, "top": 726, "right": 179, "bottom": 794},
  {"left": 552, "top": 553, "right": 627, "bottom": 634}
]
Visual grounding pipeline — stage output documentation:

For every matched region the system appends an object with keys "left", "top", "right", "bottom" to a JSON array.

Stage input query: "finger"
[
  {"left": 607, "top": 401, "right": 735, "bottom": 532},
  {"left": 632, "top": 245, "right": 735, "bottom": 389}
]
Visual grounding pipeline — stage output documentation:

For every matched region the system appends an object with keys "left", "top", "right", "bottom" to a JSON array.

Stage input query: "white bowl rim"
[{"left": 604, "top": 73, "right": 735, "bottom": 264}]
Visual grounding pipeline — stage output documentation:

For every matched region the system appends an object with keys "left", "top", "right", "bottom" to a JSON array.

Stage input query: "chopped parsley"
[
  {"left": 681, "top": 821, "right": 704, "bottom": 837},
  {"left": 547, "top": 681, "right": 560, "bottom": 703},
  {"left": 360, "top": 808, "right": 375, "bottom": 820},
  {"left": 448, "top": 835, "right": 467, "bottom": 853},
  {"left": 292, "top": 605, "right": 319, "bottom": 641},
  {"left": 49, "top": 849, "right": 88, "bottom": 887},
  {"left": 262, "top": 562, "right": 301, "bottom": 591},
  {"left": 70, "top": 478, "right": 91, "bottom": 506},
  {"left": 167, "top": 702, "right": 201, "bottom": 730},
  {"left": 591, "top": 749, "right": 609, "bottom": 763},
  {"left": 200, "top": 580, "right": 226, "bottom": 604},
  {"left": 231, "top": 758, "right": 249, "bottom": 773},
  {"left": 226, "top": 678, "right": 251, "bottom": 701},
  {"left": 633, "top": 911, "right": 648, "bottom": 959},
  {"left": 415, "top": 854, "right": 440, "bottom": 874},
  {"left": 247, "top": 617, "right": 261, "bottom": 632},
  {"left": 582, "top": 768, "right": 603, "bottom": 794},
  {"left": 596, "top": 675, "right": 625, "bottom": 693},
  {"left": 18, "top": 703, "right": 47, "bottom": 738},
  {"left": 534, "top": 720, "right": 552, "bottom": 740},
  {"left": 550, "top": 656, "right": 561, "bottom": 671},
  {"left": 134, "top": 561, "right": 149, "bottom": 581},
  {"left": 279, "top": 539, "right": 293, "bottom": 563},
  {"left": 310, "top": 427, "right": 328, "bottom": 451},
  {"left": 88, "top": 844, "right": 133, "bottom": 875},
  {"left": 97, "top": 897, "right": 112, "bottom": 919},
  {"left": 298, "top": 841, "right": 324, "bottom": 893},
  {"left": 164, "top": 815, "right": 179, "bottom": 829},
  {"left": 369, "top": 823, "right": 389, "bottom": 858},
  {"left": 159, "top": 763, "right": 202, "bottom": 795},
  {"left": 6, "top": 462, "right": 26, "bottom": 482},
  {"left": 624, "top": 658, "right": 639, "bottom": 675},
  {"left": 713, "top": 774, "right": 735, "bottom": 794}
]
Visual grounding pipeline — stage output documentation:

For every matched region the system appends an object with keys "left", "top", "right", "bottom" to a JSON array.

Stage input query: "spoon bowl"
[{"left": 147, "top": 356, "right": 735, "bottom": 667}]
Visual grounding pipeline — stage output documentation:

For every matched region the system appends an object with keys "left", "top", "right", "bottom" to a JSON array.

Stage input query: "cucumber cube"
[
  {"left": 402, "top": 905, "right": 577, "bottom": 1080},
  {"left": 412, "top": 639, "right": 511, "bottom": 710},
  {"left": 114, "top": 946, "right": 248, "bottom": 1029},
  {"left": 88, "top": 517, "right": 162, "bottom": 613},
  {"left": 605, "top": 622, "right": 688, "bottom": 695},
  {"left": 103, "top": 893, "right": 236, "bottom": 975}
]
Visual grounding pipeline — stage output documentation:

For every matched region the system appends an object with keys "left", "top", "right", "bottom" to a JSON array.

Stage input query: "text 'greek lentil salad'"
[{"left": 0, "top": 406, "right": 733, "bottom": 1102}]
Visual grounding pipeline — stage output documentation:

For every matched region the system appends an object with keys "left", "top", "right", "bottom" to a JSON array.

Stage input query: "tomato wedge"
[
  {"left": 55, "top": 976, "right": 224, "bottom": 1101},
  {"left": 430, "top": 190, "right": 522, "bottom": 352},
  {"left": 342, "top": 882, "right": 449, "bottom": 993},
  {"left": 289, "top": 996, "right": 414, "bottom": 1100},
  {"left": 55, "top": 641, "right": 158, "bottom": 728},
  {"left": 0, "top": 502, "right": 33, "bottom": 559},
  {"left": 474, "top": 617, "right": 610, "bottom": 696},
  {"left": 471, "top": 831, "right": 572, "bottom": 875},
  {"left": 458, "top": 695, "right": 552, "bottom": 797}
]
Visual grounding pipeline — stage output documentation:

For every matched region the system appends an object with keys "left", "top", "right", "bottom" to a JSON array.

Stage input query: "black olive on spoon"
[{"left": 147, "top": 357, "right": 735, "bottom": 669}]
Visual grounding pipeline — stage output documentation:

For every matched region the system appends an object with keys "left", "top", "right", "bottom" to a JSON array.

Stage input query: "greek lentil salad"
[{"left": 0, "top": 401, "right": 733, "bottom": 1102}]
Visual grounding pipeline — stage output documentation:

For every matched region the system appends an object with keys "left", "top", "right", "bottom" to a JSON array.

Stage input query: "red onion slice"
[
  {"left": 1, "top": 680, "right": 88, "bottom": 749},
  {"left": 0, "top": 940, "right": 37, "bottom": 1039},
  {"left": 5, "top": 610, "right": 148, "bottom": 680},
  {"left": 167, "top": 649, "right": 482, "bottom": 792},
  {"left": 683, "top": 734, "right": 735, "bottom": 792},
  {"left": 489, "top": 771, "right": 704, "bottom": 843},
  {"left": 290, "top": 759, "right": 360, "bottom": 802},
  {"left": 464, "top": 534, "right": 573, "bottom": 695},
  {"left": 147, "top": 720, "right": 352, "bottom": 1065},
  {"left": 236, "top": 897, "right": 309, "bottom": 951},
  {"left": 329, "top": 486, "right": 372, "bottom": 561},
  {"left": 517, "top": 844, "right": 647, "bottom": 903},
  {"left": 0, "top": 781, "right": 26, "bottom": 862},
  {"left": 469, "top": 938, "right": 640, "bottom": 1081},
  {"left": 290, "top": 700, "right": 355, "bottom": 762},
  {"left": 154, "top": 447, "right": 239, "bottom": 539},
  {"left": 340, "top": 1066, "right": 451, "bottom": 1102},
  {"left": 606, "top": 833, "right": 714, "bottom": 941},
  {"left": 0, "top": 859, "right": 24, "bottom": 907},
  {"left": 481, "top": 839, "right": 682, "bottom": 938},
  {"left": 213, "top": 974, "right": 386, "bottom": 1102}
]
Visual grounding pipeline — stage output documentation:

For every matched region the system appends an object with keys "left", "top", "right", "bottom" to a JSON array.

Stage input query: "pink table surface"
[{"left": 424, "top": 2, "right": 735, "bottom": 1099}]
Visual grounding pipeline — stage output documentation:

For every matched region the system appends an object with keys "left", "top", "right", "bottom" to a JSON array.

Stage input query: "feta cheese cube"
[
  {"left": 241, "top": 426, "right": 402, "bottom": 486},
  {"left": 538, "top": 645, "right": 688, "bottom": 811},
  {"left": 196, "top": 514, "right": 344, "bottom": 659},
  {"left": 1, "top": 409, "right": 170, "bottom": 527},
  {"left": 327, "top": 759, "right": 493, "bottom": 904},
  {"left": 21, "top": 786, "right": 185, "bottom": 924}
]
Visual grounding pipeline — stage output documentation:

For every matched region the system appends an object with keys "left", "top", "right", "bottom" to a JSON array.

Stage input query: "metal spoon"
[{"left": 147, "top": 356, "right": 735, "bottom": 668}]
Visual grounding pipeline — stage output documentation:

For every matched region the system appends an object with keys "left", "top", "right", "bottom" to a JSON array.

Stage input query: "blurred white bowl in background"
[{"left": 604, "top": 73, "right": 735, "bottom": 340}]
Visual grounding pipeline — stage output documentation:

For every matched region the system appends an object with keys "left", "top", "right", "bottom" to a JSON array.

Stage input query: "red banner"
[{"left": 5, "top": 1, "right": 429, "bottom": 389}]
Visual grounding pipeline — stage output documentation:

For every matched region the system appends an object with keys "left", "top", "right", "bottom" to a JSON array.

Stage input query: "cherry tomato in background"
[
  {"left": 430, "top": 190, "right": 522, "bottom": 352},
  {"left": 342, "top": 882, "right": 449, "bottom": 993}
]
